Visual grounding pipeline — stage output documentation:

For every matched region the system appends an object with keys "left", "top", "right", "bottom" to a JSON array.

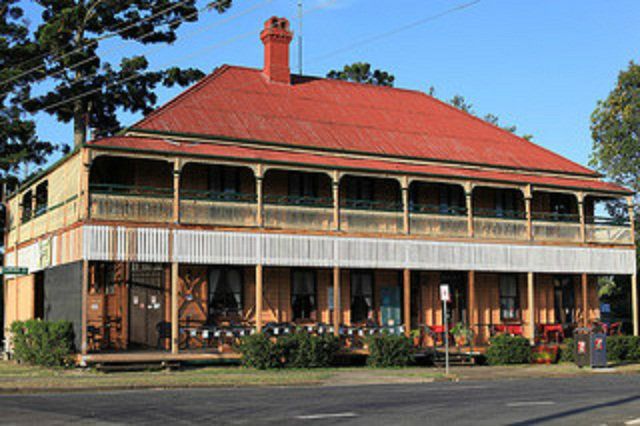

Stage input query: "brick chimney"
[{"left": 260, "top": 17, "right": 293, "bottom": 84}]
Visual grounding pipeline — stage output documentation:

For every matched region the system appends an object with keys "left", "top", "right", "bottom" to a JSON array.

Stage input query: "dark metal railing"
[
  {"left": 263, "top": 194, "right": 333, "bottom": 208},
  {"left": 410, "top": 202, "right": 467, "bottom": 216},
  {"left": 474, "top": 207, "right": 526, "bottom": 220},
  {"left": 342, "top": 198, "right": 402, "bottom": 212}
]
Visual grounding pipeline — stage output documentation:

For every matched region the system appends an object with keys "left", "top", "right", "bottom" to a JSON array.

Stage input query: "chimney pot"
[{"left": 260, "top": 16, "right": 293, "bottom": 84}]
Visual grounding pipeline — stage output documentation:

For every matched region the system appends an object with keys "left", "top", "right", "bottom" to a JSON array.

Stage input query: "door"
[
  {"left": 129, "top": 264, "right": 165, "bottom": 349},
  {"left": 381, "top": 287, "right": 402, "bottom": 327}
]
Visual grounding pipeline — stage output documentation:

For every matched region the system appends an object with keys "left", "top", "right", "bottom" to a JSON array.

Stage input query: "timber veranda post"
[
  {"left": 527, "top": 272, "right": 535, "bottom": 344},
  {"left": 468, "top": 270, "right": 476, "bottom": 344},
  {"left": 633, "top": 272, "right": 638, "bottom": 337},
  {"left": 256, "top": 264, "right": 263, "bottom": 332},
  {"left": 403, "top": 268, "right": 411, "bottom": 337},
  {"left": 333, "top": 266, "right": 340, "bottom": 337},
  {"left": 581, "top": 273, "right": 588, "bottom": 328}
]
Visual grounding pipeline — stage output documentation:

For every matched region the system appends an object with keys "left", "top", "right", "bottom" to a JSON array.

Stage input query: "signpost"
[
  {"left": 0, "top": 266, "right": 28, "bottom": 276},
  {"left": 440, "top": 283, "right": 450, "bottom": 376}
]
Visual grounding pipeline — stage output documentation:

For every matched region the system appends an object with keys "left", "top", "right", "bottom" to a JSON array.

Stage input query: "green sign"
[{"left": 0, "top": 266, "right": 29, "bottom": 276}]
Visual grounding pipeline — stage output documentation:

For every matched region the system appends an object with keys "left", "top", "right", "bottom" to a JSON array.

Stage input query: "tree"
[
  {"left": 447, "top": 94, "right": 531, "bottom": 140},
  {"left": 449, "top": 94, "right": 473, "bottom": 114},
  {"left": 18, "top": 0, "right": 233, "bottom": 147},
  {"left": 591, "top": 61, "right": 640, "bottom": 204},
  {"left": 327, "top": 62, "right": 394, "bottom": 87},
  {"left": 1, "top": 1, "right": 56, "bottom": 187}
]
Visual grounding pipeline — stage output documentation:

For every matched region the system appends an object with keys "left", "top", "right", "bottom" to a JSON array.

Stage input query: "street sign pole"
[
  {"left": 440, "top": 283, "right": 450, "bottom": 376},
  {"left": 443, "top": 298, "right": 449, "bottom": 376}
]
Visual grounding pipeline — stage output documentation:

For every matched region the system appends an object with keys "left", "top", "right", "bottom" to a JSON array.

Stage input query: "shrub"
[
  {"left": 10, "top": 319, "right": 75, "bottom": 367},
  {"left": 277, "top": 333, "right": 340, "bottom": 368},
  {"left": 237, "top": 332, "right": 340, "bottom": 369},
  {"left": 486, "top": 335, "right": 530, "bottom": 365},
  {"left": 236, "top": 333, "right": 280, "bottom": 369},
  {"left": 560, "top": 338, "right": 576, "bottom": 363},
  {"left": 366, "top": 334, "right": 413, "bottom": 367},
  {"left": 607, "top": 335, "right": 640, "bottom": 363}
]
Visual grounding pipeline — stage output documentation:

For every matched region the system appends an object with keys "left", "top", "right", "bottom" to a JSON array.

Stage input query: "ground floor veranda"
[{"left": 76, "top": 261, "right": 614, "bottom": 358}]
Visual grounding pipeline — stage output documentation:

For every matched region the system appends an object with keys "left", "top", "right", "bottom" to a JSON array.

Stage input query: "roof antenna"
[{"left": 297, "top": 0, "right": 303, "bottom": 75}]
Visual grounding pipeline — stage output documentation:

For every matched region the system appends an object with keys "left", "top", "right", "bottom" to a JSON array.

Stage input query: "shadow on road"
[{"left": 510, "top": 394, "right": 640, "bottom": 425}]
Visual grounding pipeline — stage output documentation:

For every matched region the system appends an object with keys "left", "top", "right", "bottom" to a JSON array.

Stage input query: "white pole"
[{"left": 444, "top": 299, "right": 449, "bottom": 376}]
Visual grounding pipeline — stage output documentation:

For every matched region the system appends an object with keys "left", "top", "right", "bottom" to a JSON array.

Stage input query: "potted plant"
[
  {"left": 531, "top": 345, "right": 558, "bottom": 364},
  {"left": 451, "top": 323, "right": 473, "bottom": 347},
  {"left": 410, "top": 328, "right": 423, "bottom": 348}
]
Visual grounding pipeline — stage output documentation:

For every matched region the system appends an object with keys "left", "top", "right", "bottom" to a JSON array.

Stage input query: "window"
[
  {"left": 499, "top": 275, "right": 519, "bottom": 320},
  {"left": 350, "top": 271, "right": 374, "bottom": 323},
  {"left": 549, "top": 193, "right": 575, "bottom": 220},
  {"left": 208, "top": 268, "right": 243, "bottom": 320},
  {"left": 496, "top": 189, "right": 519, "bottom": 218},
  {"left": 35, "top": 182, "right": 48, "bottom": 217},
  {"left": 208, "top": 165, "right": 240, "bottom": 194},
  {"left": 21, "top": 190, "right": 32, "bottom": 223},
  {"left": 438, "top": 185, "right": 464, "bottom": 214},
  {"left": 346, "top": 177, "right": 374, "bottom": 202},
  {"left": 288, "top": 172, "right": 318, "bottom": 198},
  {"left": 291, "top": 270, "right": 317, "bottom": 321}
]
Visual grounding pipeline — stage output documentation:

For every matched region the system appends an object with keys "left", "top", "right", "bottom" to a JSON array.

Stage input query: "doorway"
[
  {"left": 381, "top": 286, "right": 401, "bottom": 327},
  {"left": 554, "top": 275, "right": 575, "bottom": 325},
  {"left": 129, "top": 263, "right": 166, "bottom": 349},
  {"left": 441, "top": 272, "right": 467, "bottom": 325}
]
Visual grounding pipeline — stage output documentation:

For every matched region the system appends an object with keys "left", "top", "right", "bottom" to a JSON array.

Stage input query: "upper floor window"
[
  {"left": 439, "top": 184, "right": 464, "bottom": 215},
  {"left": 208, "top": 267, "right": 243, "bottom": 320},
  {"left": 549, "top": 193, "right": 576, "bottom": 221},
  {"left": 351, "top": 271, "right": 374, "bottom": 324},
  {"left": 346, "top": 177, "right": 374, "bottom": 202},
  {"left": 499, "top": 275, "right": 519, "bottom": 321},
  {"left": 495, "top": 189, "right": 521, "bottom": 218},
  {"left": 291, "top": 269, "right": 317, "bottom": 322},
  {"left": 35, "top": 181, "right": 48, "bottom": 217},
  {"left": 288, "top": 171, "right": 318, "bottom": 198},
  {"left": 208, "top": 165, "right": 239, "bottom": 194},
  {"left": 21, "top": 190, "right": 32, "bottom": 223}
]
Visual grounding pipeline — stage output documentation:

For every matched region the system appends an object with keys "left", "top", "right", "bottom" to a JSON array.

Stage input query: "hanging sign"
[{"left": 440, "top": 284, "right": 450, "bottom": 302}]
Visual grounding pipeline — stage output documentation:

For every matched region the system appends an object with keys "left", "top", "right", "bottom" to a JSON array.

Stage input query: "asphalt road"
[{"left": 2, "top": 374, "right": 640, "bottom": 425}]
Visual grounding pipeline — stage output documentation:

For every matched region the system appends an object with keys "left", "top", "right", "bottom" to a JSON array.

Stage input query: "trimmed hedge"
[
  {"left": 486, "top": 335, "right": 530, "bottom": 365},
  {"left": 236, "top": 332, "right": 340, "bottom": 369},
  {"left": 366, "top": 334, "right": 413, "bottom": 367},
  {"left": 10, "top": 320, "right": 75, "bottom": 367}
]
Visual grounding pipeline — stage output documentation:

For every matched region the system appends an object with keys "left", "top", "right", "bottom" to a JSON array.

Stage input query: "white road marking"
[
  {"left": 295, "top": 412, "right": 358, "bottom": 420},
  {"left": 625, "top": 418, "right": 640, "bottom": 425},
  {"left": 507, "top": 401, "right": 556, "bottom": 407}
]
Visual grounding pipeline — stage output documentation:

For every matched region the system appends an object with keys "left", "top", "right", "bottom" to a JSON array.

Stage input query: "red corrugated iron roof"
[
  {"left": 88, "top": 136, "right": 630, "bottom": 194},
  {"left": 131, "top": 65, "right": 598, "bottom": 177}
]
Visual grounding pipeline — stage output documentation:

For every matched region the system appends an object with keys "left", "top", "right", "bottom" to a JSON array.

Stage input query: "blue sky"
[{"left": 26, "top": 0, "right": 640, "bottom": 171}]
